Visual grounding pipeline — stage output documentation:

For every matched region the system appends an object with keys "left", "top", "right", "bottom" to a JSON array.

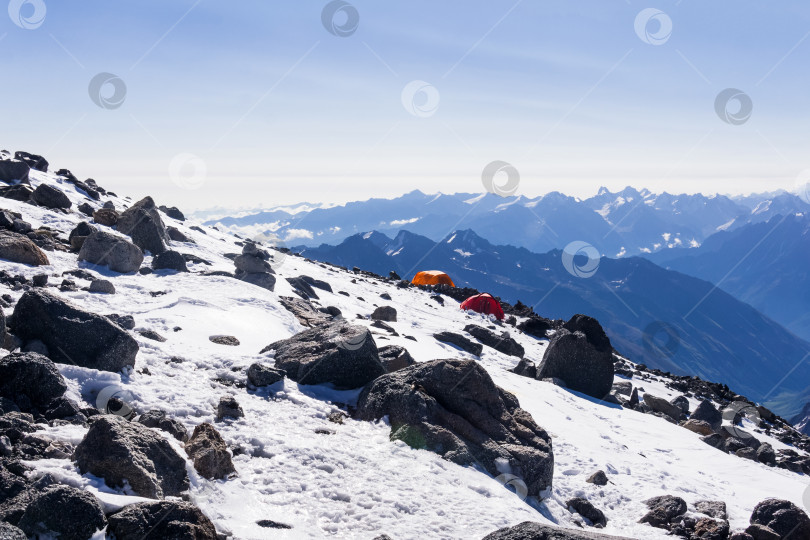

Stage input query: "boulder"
[
  {"left": 371, "top": 306, "right": 397, "bottom": 322},
  {"left": 756, "top": 442, "right": 776, "bottom": 465},
  {"left": 10, "top": 289, "right": 139, "bottom": 372},
  {"left": 693, "top": 518, "right": 730, "bottom": 540},
  {"left": 670, "top": 395, "right": 690, "bottom": 414},
  {"left": 277, "top": 296, "right": 331, "bottom": 327},
  {"left": 566, "top": 497, "right": 607, "bottom": 527},
  {"left": 247, "top": 363, "right": 286, "bottom": 387},
  {"left": 166, "top": 226, "right": 192, "bottom": 242},
  {"left": 137, "top": 410, "right": 188, "bottom": 442},
  {"left": 682, "top": 419, "right": 714, "bottom": 436},
  {"left": 116, "top": 196, "right": 169, "bottom": 254},
  {"left": 107, "top": 501, "right": 217, "bottom": 540},
  {"left": 68, "top": 221, "right": 95, "bottom": 250},
  {"left": 234, "top": 254, "right": 272, "bottom": 274},
  {"left": 0, "top": 161, "right": 29, "bottom": 184},
  {"left": 17, "top": 485, "right": 106, "bottom": 540},
  {"left": 216, "top": 396, "right": 243, "bottom": 420},
  {"left": 433, "top": 331, "right": 483, "bottom": 356},
  {"left": 0, "top": 185, "right": 33, "bottom": 202},
  {"left": 236, "top": 270, "right": 276, "bottom": 292},
  {"left": 464, "top": 324, "right": 524, "bottom": 357},
  {"left": 355, "top": 358, "right": 554, "bottom": 495},
  {"left": 695, "top": 500, "right": 728, "bottom": 520},
  {"left": 158, "top": 205, "right": 185, "bottom": 221},
  {"left": 640, "top": 495, "right": 687, "bottom": 529},
  {"left": 286, "top": 276, "right": 318, "bottom": 300},
  {"left": 151, "top": 250, "right": 188, "bottom": 272},
  {"left": 586, "top": 470, "right": 608, "bottom": 486},
  {"left": 535, "top": 318, "right": 613, "bottom": 399},
  {"left": 691, "top": 400, "right": 723, "bottom": 431},
  {"left": 262, "top": 321, "right": 385, "bottom": 389},
  {"left": 512, "top": 358, "right": 537, "bottom": 379},
  {"left": 31, "top": 184, "right": 71, "bottom": 209},
  {"left": 0, "top": 353, "right": 67, "bottom": 411},
  {"left": 73, "top": 415, "right": 189, "bottom": 499},
  {"left": 89, "top": 278, "right": 115, "bottom": 294},
  {"left": 0, "top": 230, "right": 49, "bottom": 266},
  {"left": 77, "top": 202, "right": 94, "bottom": 216},
  {"left": 749, "top": 498, "right": 810, "bottom": 539},
  {"left": 209, "top": 335, "right": 239, "bottom": 346},
  {"left": 483, "top": 521, "right": 635, "bottom": 539},
  {"left": 745, "top": 524, "right": 780, "bottom": 540},
  {"left": 78, "top": 231, "right": 143, "bottom": 273},
  {"left": 516, "top": 317, "right": 554, "bottom": 339},
  {"left": 643, "top": 394, "right": 686, "bottom": 421},
  {"left": 13, "top": 151, "right": 47, "bottom": 172},
  {"left": 377, "top": 344, "right": 415, "bottom": 372},
  {"left": 185, "top": 423, "right": 235, "bottom": 479}
]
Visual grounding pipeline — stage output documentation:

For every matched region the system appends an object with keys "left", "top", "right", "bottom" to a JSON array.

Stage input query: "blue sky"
[{"left": 3, "top": 1, "right": 810, "bottom": 209}]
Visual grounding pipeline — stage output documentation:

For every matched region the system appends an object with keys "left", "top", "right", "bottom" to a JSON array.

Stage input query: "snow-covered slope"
[{"left": 2, "top": 167, "right": 809, "bottom": 539}]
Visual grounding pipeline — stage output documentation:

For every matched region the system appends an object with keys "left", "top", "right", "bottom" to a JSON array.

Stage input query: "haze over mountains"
[{"left": 207, "top": 187, "right": 810, "bottom": 258}]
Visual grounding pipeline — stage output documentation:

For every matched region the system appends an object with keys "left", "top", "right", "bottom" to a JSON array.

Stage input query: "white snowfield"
[{"left": 1, "top": 169, "right": 808, "bottom": 540}]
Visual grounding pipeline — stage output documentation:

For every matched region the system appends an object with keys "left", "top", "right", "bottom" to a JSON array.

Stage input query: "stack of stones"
[{"left": 233, "top": 241, "right": 276, "bottom": 291}]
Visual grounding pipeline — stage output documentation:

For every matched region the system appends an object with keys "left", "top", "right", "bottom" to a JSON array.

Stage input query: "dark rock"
[
  {"left": 166, "top": 226, "right": 192, "bottom": 243},
  {"left": 263, "top": 321, "right": 384, "bottom": 389},
  {"left": 158, "top": 205, "right": 185, "bottom": 221},
  {"left": 464, "top": 324, "right": 524, "bottom": 357},
  {"left": 10, "top": 290, "right": 139, "bottom": 372},
  {"left": 209, "top": 335, "right": 239, "bottom": 346},
  {"left": 692, "top": 517, "right": 730, "bottom": 540},
  {"left": 185, "top": 423, "right": 235, "bottom": 479},
  {"left": 562, "top": 314, "right": 612, "bottom": 352},
  {"left": 482, "top": 521, "right": 635, "bottom": 539},
  {"left": 670, "top": 395, "right": 690, "bottom": 414},
  {"left": 371, "top": 306, "right": 397, "bottom": 322},
  {"left": 749, "top": 498, "right": 810, "bottom": 539},
  {"left": 92, "top": 208, "right": 119, "bottom": 226},
  {"left": 516, "top": 316, "right": 553, "bottom": 339},
  {"left": 0, "top": 185, "right": 33, "bottom": 202},
  {"left": 107, "top": 313, "right": 135, "bottom": 330},
  {"left": 0, "top": 353, "right": 67, "bottom": 411},
  {"left": 0, "top": 230, "right": 49, "bottom": 266},
  {"left": 641, "top": 495, "right": 687, "bottom": 527},
  {"left": 137, "top": 329, "right": 166, "bottom": 342},
  {"left": 756, "top": 442, "right": 776, "bottom": 465},
  {"left": 535, "top": 325, "right": 613, "bottom": 399},
  {"left": 643, "top": 394, "right": 686, "bottom": 421},
  {"left": 355, "top": 358, "right": 554, "bottom": 495},
  {"left": 236, "top": 271, "right": 276, "bottom": 292},
  {"left": 0, "top": 522, "right": 26, "bottom": 540},
  {"left": 257, "top": 519, "right": 293, "bottom": 529},
  {"left": 77, "top": 202, "right": 94, "bottom": 216},
  {"left": 216, "top": 396, "right": 243, "bottom": 420},
  {"left": 695, "top": 501, "right": 728, "bottom": 520},
  {"left": 88, "top": 279, "right": 115, "bottom": 294},
  {"left": 512, "top": 358, "right": 537, "bottom": 379},
  {"left": 44, "top": 396, "right": 83, "bottom": 420},
  {"left": 247, "top": 363, "right": 286, "bottom": 387},
  {"left": 691, "top": 400, "right": 723, "bottom": 431},
  {"left": 152, "top": 250, "right": 189, "bottom": 272},
  {"left": 31, "top": 184, "right": 71, "bottom": 209},
  {"left": 724, "top": 437, "right": 748, "bottom": 454},
  {"left": 433, "top": 331, "right": 483, "bottom": 356},
  {"left": 566, "top": 497, "right": 607, "bottom": 527},
  {"left": 234, "top": 254, "right": 272, "bottom": 274},
  {"left": 73, "top": 415, "right": 189, "bottom": 499},
  {"left": 286, "top": 276, "right": 318, "bottom": 300},
  {"left": 68, "top": 221, "right": 95, "bottom": 251},
  {"left": 107, "top": 501, "right": 217, "bottom": 540},
  {"left": 736, "top": 447, "right": 757, "bottom": 460},
  {"left": 18, "top": 485, "right": 105, "bottom": 540},
  {"left": 79, "top": 231, "right": 143, "bottom": 273},
  {"left": 380, "top": 292, "right": 392, "bottom": 300},
  {"left": 0, "top": 161, "right": 29, "bottom": 184},
  {"left": 701, "top": 433, "right": 726, "bottom": 450},
  {"left": 117, "top": 196, "right": 169, "bottom": 254},
  {"left": 300, "top": 275, "right": 332, "bottom": 292},
  {"left": 13, "top": 151, "right": 47, "bottom": 172},
  {"left": 682, "top": 419, "right": 714, "bottom": 436},
  {"left": 586, "top": 470, "right": 608, "bottom": 486},
  {"left": 277, "top": 296, "right": 331, "bottom": 327},
  {"left": 137, "top": 410, "right": 188, "bottom": 442},
  {"left": 377, "top": 345, "right": 415, "bottom": 372},
  {"left": 612, "top": 381, "right": 632, "bottom": 396},
  {"left": 729, "top": 532, "right": 755, "bottom": 540},
  {"left": 745, "top": 524, "right": 781, "bottom": 540}
]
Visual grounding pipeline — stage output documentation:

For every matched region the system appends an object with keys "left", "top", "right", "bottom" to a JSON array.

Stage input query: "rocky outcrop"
[
  {"left": 106, "top": 501, "right": 217, "bottom": 540},
  {"left": 151, "top": 250, "right": 188, "bottom": 272},
  {"left": 10, "top": 289, "right": 139, "bottom": 372},
  {"left": 185, "top": 423, "right": 235, "bottom": 479},
  {"left": 78, "top": 231, "right": 143, "bottom": 273},
  {"left": 535, "top": 315, "right": 613, "bottom": 399},
  {"left": 433, "top": 331, "right": 483, "bottom": 356},
  {"left": 73, "top": 415, "right": 189, "bottom": 499},
  {"left": 749, "top": 498, "right": 810, "bottom": 539},
  {"left": 0, "top": 230, "right": 49, "bottom": 266},
  {"left": 31, "top": 184, "right": 71, "bottom": 209},
  {"left": 356, "top": 358, "right": 554, "bottom": 495},
  {"left": 17, "top": 485, "right": 106, "bottom": 540},
  {"left": 116, "top": 196, "right": 169, "bottom": 254},
  {"left": 0, "top": 353, "right": 67, "bottom": 412},
  {"left": 262, "top": 321, "right": 385, "bottom": 389}
]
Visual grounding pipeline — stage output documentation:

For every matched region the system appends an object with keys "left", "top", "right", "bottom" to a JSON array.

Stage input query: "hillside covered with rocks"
[{"left": 0, "top": 150, "right": 808, "bottom": 539}]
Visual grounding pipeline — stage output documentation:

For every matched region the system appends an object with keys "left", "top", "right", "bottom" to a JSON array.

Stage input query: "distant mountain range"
[
  {"left": 649, "top": 213, "right": 810, "bottom": 342},
  {"left": 294, "top": 228, "right": 810, "bottom": 417},
  {"left": 208, "top": 187, "right": 810, "bottom": 258}
]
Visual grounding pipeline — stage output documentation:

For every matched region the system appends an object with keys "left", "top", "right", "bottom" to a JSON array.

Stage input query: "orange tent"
[{"left": 411, "top": 270, "right": 455, "bottom": 287}]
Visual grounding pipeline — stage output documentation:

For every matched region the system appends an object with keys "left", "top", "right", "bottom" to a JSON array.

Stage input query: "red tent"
[{"left": 460, "top": 293, "right": 505, "bottom": 320}]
